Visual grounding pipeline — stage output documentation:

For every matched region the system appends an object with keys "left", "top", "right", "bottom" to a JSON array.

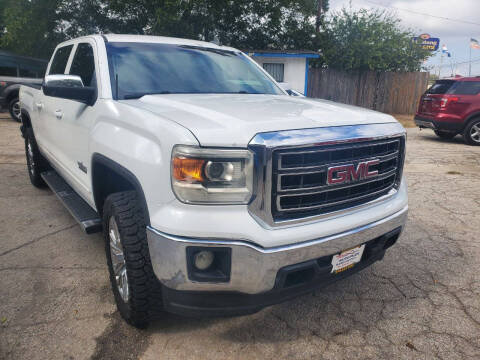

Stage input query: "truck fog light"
[
  {"left": 194, "top": 250, "right": 214, "bottom": 270},
  {"left": 186, "top": 247, "right": 231, "bottom": 282}
]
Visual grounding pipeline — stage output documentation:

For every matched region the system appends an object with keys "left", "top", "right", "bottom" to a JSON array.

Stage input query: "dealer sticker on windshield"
[{"left": 331, "top": 244, "right": 365, "bottom": 274}]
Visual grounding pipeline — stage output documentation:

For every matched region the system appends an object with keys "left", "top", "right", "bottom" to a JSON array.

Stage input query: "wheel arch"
[
  {"left": 4, "top": 85, "right": 20, "bottom": 103},
  {"left": 19, "top": 109, "right": 32, "bottom": 137},
  {"left": 91, "top": 153, "right": 150, "bottom": 225},
  {"left": 463, "top": 112, "right": 480, "bottom": 130}
]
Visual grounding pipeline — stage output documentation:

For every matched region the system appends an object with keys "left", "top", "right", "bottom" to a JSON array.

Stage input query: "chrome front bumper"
[{"left": 147, "top": 205, "right": 408, "bottom": 294}]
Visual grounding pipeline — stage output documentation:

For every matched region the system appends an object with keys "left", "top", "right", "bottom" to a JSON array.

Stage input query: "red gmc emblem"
[{"left": 327, "top": 159, "right": 380, "bottom": 185}]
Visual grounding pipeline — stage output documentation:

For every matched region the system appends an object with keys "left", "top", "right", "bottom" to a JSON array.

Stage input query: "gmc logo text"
[{"left": 327, "top": 159, "right": 380, "bottom": 185}]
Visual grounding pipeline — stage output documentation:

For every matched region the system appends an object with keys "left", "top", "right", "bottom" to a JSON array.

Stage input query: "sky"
[{"left": 328, "top": 0, "right": 480, "bottom": 77}]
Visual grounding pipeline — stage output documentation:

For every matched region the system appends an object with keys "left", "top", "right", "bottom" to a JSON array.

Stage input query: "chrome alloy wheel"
[
  {"left": 470, "top": 123, "right": 480, "bottom": 143},
  {"left": 109, "top": 217, "right": 129, "bottom": 303},
  {"left": 12, "top": 101, "right": 21, "bottom": 120},
  {"left": 27, "top": 140, "right": 35, "bottom": 175}
]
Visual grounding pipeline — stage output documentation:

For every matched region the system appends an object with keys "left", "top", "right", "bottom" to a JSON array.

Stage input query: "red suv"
[{"left": 415, "top": 77, "right": 480, "bottom": 145}]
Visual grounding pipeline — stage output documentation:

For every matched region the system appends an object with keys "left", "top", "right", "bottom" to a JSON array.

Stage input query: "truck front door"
[{"left": 53, "top": 40, "right": 99, "bottom": 204}]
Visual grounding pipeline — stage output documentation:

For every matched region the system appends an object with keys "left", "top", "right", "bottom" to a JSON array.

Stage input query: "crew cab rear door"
[{"left": 35, "top": 44, "right": 74, "bottom": 155}]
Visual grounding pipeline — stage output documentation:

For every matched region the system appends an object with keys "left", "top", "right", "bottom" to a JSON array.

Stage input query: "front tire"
[
  {"left": 434, "top": 130, "right": 456, "bottom": 140},
  {"left": 464, "top": 118, "right": 480, "bottom": 146},
  {"left": 103, "top": 191, "right": 163, "bottom": 328},
  {"left": 8, "top": 97, "right": 21, "bottom": 122},
  {"left": 25, "top": 128, "right": 48, "bottom": 187}
]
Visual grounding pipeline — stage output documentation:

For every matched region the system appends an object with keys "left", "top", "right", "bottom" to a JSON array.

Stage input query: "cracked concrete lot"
[{"left": 1, "top": 112, "right": 479, "bottom": 360}]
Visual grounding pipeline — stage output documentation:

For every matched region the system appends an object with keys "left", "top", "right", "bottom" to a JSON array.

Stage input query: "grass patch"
[{"left": 391, "top": 114, "right": 416, "bottom": 128}]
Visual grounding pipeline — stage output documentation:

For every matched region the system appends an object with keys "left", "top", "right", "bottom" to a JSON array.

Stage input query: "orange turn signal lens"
[{"left": 173, "top": 157, "right": 205, "bottom": 182}]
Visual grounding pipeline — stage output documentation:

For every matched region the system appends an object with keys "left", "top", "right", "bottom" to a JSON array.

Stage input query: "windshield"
[{"left": 106, "top": 42, "right": 283, "bottom": 99}]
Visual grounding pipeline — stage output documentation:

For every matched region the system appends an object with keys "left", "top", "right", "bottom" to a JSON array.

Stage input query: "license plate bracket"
[{"left": 331, "top": 244, "right": 365, "bottom": 274}]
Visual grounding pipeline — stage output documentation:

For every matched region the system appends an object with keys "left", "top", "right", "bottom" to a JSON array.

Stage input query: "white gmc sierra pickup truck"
[{"left": 19, "top": 34, "right": 408, "bottom": 328}]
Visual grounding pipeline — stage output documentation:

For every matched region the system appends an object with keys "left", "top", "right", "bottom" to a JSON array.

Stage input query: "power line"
[
  {"left": 435, "top": 59, "right": 480, "bottom": 68},
  {"left": 432, "top": 58, "right": 480, "bottom": 69},
  {"left": 434, "top": 57, "right": 480, "bottom": 68},
  {"left": 365, "top": 0, "right": 480, "bottom": 27}
]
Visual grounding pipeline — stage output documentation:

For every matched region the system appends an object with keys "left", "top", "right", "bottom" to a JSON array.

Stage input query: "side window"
[
  {"left": 0, "top": 55, "right": 18, "bottom": 77},
  {"left": 0, "top": 65, "right": 17, "bottom": 77},
  {"left": 49, "top": 45, "right": 73, "bottom": 75},
  {"left": 448, "top": 81, "right": 480, "bottom": 95},
  {"left": 263, "top": 63, "right": 284, "bottom": 82},
  {"left": 69, "top": 43, "right": 96, "bottom": 87}
]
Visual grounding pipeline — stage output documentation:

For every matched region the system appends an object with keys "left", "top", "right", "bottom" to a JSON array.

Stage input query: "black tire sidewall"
[
  {"left": 103, "top": 191, "right": 158, "bottom": 328},
  {"left": 464, "top": 119, "right": 480, "bottom": 146},
  {"left": 103, "top": 197, "right": 134, "bottom": 322},
  {"left": 8, "top": 97, "right": 21, "bottom": 122},
  {"left": 25, "top": 128, "right": 46, "bottom": 187}
]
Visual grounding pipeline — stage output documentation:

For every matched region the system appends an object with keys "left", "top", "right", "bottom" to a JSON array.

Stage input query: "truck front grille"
[{"left": 271, "top": 138, "right": 404, "bottom": 221}]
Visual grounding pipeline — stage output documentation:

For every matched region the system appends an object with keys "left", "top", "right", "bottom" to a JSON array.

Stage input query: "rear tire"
[
  {"left": 434, "top": 130, "right": 456, "bottom": 140},
  {"left": 103, "top": 191, "right": 163, "bottom": 328},
  {"left": 8, "top": 97, "right": 21, "bottom": 122},
  {"left": 463, "top": 118, "right": 480, "bottom": 146},
  {"left": 25, "top": 128, "right": 48, "bottom": 187}
]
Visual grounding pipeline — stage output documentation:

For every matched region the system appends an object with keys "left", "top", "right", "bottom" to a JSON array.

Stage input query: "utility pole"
[
  {"left": 469, "top": 44, "right": 472, "bottom": 77},
  {"left": 450, "top": 53, "right": 456, "bottom": 77},
  {"left": 438, "top": 52, "right": 443, "bottom": 79},
  {"left": 316, "top": 0, "right": 323, "bottom": 32}
]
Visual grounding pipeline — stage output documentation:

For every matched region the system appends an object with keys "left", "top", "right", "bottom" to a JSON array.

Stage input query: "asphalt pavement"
[{"left": 1, "top": 112, "right": 479, "bottom": 360}]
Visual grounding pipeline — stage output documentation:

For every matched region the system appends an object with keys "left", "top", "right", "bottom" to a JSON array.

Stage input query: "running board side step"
[{"left": 41, "top": 170, "right": 102, "bottom": 234}]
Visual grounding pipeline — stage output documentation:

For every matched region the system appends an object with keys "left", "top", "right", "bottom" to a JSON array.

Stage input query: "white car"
[{"left": 20, "top": 34, "right": 408, "bottom": 327}]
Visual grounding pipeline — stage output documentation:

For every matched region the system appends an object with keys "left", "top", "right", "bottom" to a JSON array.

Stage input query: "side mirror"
[{"left": 42, "top": 74, "right": 96, "bottom": 106}]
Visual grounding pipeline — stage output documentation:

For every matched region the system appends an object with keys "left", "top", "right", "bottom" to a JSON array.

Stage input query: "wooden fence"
[{"left": 307, "top": 68, "right": 429, "bottom": 115}]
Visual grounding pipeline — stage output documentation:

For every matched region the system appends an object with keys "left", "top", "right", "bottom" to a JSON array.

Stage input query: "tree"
[
  {"left": 106, "top": 0, "right": 327, "bottom": 50},
  {"left": 0, "top": 0, "right": 63, "bottom": 59},
  {"left": 57, "top": 0, "right": 112, "bottom": 39},
  {"left": 0, "top": 0, "right": 329, "bottom": 58},
  {"left": 321, "top": 8, "right": 432, "bottom": 72}
]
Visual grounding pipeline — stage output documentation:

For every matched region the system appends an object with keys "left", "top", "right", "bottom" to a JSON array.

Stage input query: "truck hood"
[{"left": 122, "top": 94, "right": 398, "bottom": 147}]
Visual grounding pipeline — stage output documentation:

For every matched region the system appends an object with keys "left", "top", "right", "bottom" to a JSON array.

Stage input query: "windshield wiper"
[{"left": 123, "top": 91, "right": 171, "bottom": 100}]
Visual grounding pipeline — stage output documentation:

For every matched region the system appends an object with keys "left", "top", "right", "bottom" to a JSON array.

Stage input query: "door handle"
[
  {"left": 35, "top": 102, "right": 43, "bottom": 110},
  {"left": 54, "top": 110, "right": 63, "bottom": 119}
]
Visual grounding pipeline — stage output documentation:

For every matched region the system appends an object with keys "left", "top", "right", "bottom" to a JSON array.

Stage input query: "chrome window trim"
[{"left": 247, "top": 122, "right": 406, "bottom": 229}]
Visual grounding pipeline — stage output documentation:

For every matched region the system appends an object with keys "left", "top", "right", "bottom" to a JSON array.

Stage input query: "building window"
[{"left": 263, "top": 63, "right": 284, "bottom": 82}]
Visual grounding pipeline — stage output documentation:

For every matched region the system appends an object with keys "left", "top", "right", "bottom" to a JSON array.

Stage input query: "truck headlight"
[{"left": 171, "top": 145, "right": 254, "bottom": 204}]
